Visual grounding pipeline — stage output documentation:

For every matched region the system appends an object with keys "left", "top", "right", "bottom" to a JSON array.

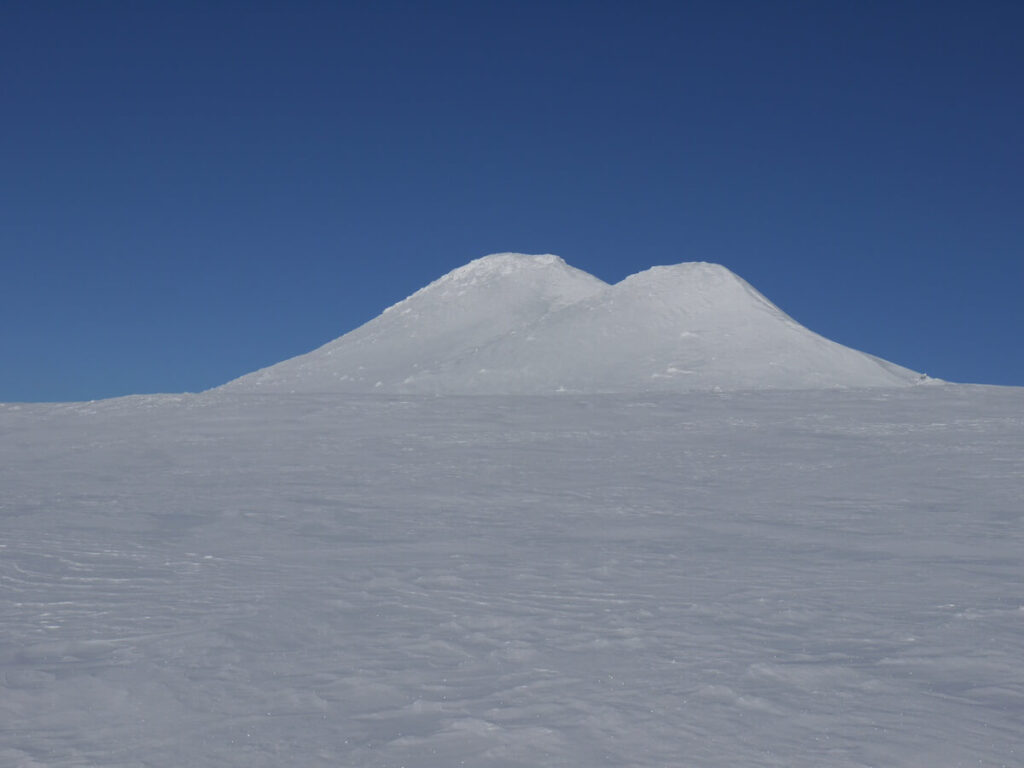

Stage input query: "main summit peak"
[
  {"left": 427, "top": 253, "right": 589, "bottom": 291},
  {"left": 452, "top": 252, "right": 568, "bottom": 274},
  {"left": 387, "top": 251, "right": 608, "bottom": 312}
]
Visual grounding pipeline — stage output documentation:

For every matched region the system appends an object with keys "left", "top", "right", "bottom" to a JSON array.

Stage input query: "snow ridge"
[{"left": 220, "top": 254, "right": 923, "bottom": 394}]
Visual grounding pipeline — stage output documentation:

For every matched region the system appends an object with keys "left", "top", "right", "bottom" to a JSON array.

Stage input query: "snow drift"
[{"left": 220, "top": 253, "right": 922, "bottom": 394}]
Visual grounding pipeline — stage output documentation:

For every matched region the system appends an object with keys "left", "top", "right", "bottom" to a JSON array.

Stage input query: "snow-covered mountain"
[{"left": 221, "top": 253, "right": 923, "bottom": 394}]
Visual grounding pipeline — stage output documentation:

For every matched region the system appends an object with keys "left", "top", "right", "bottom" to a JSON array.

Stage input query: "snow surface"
[
  {"left": 221, "top": 254, "right": 923, "bottom": 395},
  {"left": 2, "top": 385, "right": 1023, "bottom": 767}
]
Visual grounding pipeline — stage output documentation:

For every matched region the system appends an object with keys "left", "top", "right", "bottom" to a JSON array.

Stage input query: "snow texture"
[
  {"left": 2, "top": 385, "right": 1023, "bottom": 767},
  {"left": 221, "top": 253, "right": 923, "bottom": 394}
]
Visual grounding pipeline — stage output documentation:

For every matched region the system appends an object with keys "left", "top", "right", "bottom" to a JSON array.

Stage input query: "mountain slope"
[
  {"left": 225, "top": 253, "right": 608, "bottom": 393},
  {"left": 220, "top": 254, "right": 923, "bottom": 394}
]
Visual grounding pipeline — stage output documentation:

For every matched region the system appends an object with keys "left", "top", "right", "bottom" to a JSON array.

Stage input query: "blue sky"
[{"left": 2, "top": 1, "right": 1022, "bottom": 401}]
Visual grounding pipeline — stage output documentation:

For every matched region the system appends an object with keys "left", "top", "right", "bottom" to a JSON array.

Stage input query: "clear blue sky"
[{"left": 2, "top": 1, "right": 1021, "bottom": 401}]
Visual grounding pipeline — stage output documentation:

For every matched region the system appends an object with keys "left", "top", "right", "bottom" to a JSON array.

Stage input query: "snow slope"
[
  {"left": 221, "top": 254, "right": 923, "bottom": 394},
  {"left": 224, "top": 253, "right": 609, "bottom": 394},
  {"left": 2, "top": 386, "right": 1022, "bottom": 767}
]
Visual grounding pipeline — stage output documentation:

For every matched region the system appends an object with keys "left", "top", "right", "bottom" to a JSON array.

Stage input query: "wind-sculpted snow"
[
  {"left": 2, "top": 386, "right": 1023, "bottom": 767},
  {"left": 221, "top": 253, "right": 922, "bottom": 394}
]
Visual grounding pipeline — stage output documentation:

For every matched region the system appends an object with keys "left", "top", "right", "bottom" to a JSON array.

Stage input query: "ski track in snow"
[{"left": 1, "top": 386, "right": 1022, "bottom": 767}]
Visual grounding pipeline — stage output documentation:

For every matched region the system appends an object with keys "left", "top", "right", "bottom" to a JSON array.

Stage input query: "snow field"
[{"left": 1, "top": 386, "right": 1022, "bottom": 766}]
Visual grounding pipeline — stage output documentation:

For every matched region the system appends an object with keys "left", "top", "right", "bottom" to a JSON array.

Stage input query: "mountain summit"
[{"left": 220, "top": 253, "right": 923, "bottom": 394}]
